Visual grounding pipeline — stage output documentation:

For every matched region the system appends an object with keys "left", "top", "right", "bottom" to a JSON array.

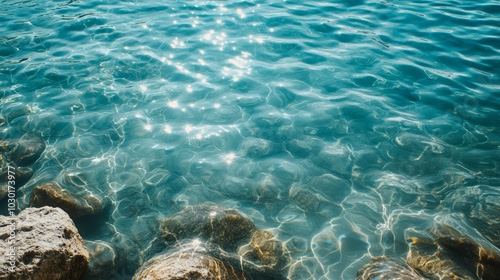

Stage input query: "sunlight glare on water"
[{"left": 0, "top": 0, "right": 499, "bottom": 279}]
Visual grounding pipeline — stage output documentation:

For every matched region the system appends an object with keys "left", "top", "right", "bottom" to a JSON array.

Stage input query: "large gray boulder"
[
  {"left": 0, "top": 207, "right": 89, "bottom": 280},
  {"left": 132, "top": 241, "right": 248, "bottom": 280}
]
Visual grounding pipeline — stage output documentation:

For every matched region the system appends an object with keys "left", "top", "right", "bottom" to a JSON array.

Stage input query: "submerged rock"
[
  {"left": 161, "top": 202, "right": 257, "bottom": 251},
  {"left": 311, "top": 144, "right": 352, "bottom": 177},
  {"left": 407, "top": 224, "right": 500, "bottom": 280},
  {"left": 11, "top": 167, "right": 33, "bottom": 187},
  {"left": 446, "top": 187, "right": 500, "bottom": 249},
  {"left": 29, "top": 181, "right": 108, "bottom": 220},
  {"left": 132, "top": 240, "right": 248, "bottom": 280},
  {"left": 0, "top": 143, "right": 35, "bottom": 190},
  {"left": 0, "top": 184, "right": 8, "bottom": 201},
  {"left": 407, "top": 237, "right": 477, "bottom": 280},
  {"left": 84, "top": 240, "right": 118, "bottom": 280},
  {"left": 160, "top": 203, "right": 289, "bottom": 279},
  {"left": 356, "top": 257, "right": 425, "bottom": 280},
  {"left": 0, "top": 134, "right": 45, "bottom": 166},
  {"left": 469, "top": 194, "right": 500, "bottom": 249},
  {"left": 432, "top": 225, "right": 500, "bottom": 280},
  {"left": 0, "top": 166, "right": 34, "bottom": 189},
  {"left": 0, "top": 207, "right": 89, "bottom": 280},
  {"left": 289, "top": 184, "right": 342, "bottom": 217},
  {"left": 237, "top": 229, "right": 289, "bottom": 271}
]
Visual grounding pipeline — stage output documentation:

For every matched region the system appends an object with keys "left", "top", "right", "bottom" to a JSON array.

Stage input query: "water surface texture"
[{"left": 1, "top": 0, "right": 499, "bottom": 279}]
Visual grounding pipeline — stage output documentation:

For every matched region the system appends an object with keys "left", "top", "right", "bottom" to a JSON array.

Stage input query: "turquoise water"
[{"left": 1, "top": 0, "right": 499, "bottom": 279}]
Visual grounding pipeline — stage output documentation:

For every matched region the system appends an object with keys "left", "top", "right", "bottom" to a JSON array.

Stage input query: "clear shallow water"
[{"left": 1, "top": 0, "right": 499, "bottom": 279}]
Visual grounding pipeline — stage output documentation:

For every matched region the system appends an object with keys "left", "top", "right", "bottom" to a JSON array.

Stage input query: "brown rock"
[
  {"left": 0, "top": 184, "right": 7, "bottom": 201},
  {"left": 407, "top": 237, "right": 478, "bottom": 280},
  {"left": 432, "top": 224, "right": 500, "bottom": 280},
  {"left": 29, "top": 181, "right": 106, "bottom": 220},
  {"left": 161, "top": 202, "right": 257, "bottom": 251},
  {"left": 0, "top": 134, "right": 45, "bottom": 166},
  {"left": 0, "top": 207, "right": 89, "bottom": 280},
  {"left": 132, "top": 240, "right": 247, "bottom": 280},
  {"left": 470, "top": 194, "right": 500, "bottom": 249},
  {"left": 0, "top": 166, "right": 34, "bottom": 189},
  {"left": 356, "top": 257, "right": 425, "bottom": 280},
  {"left": 238, "top": 229, "right": 289, "bottom": 270}
]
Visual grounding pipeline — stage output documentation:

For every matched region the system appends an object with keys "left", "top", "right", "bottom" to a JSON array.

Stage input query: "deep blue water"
[{"left": 1, "top": 0, "right": 499, "bottom": 279}]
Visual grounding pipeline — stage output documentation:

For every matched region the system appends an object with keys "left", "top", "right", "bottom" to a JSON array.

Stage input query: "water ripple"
[{"left": 1, "top": 0, "right": 499, "bottom": 279}]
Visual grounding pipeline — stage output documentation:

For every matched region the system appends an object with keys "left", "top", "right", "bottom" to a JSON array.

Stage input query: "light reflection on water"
[{"left": 1, "top": 0, "right": 499, "bottom": 279}]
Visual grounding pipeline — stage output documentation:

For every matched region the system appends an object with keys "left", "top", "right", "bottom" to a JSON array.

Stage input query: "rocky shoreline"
[
  {"left": 0, "top": 134, "right": 499, "bottom": 279},
  {"left": 0, "top": 134, "right": 290, "bottom": 279},
  {"left": 0, "top": 204, "right": 290, "bottom": 280},
  {"left": 2, "top": 204, "right": 499, "bottom": 280}
]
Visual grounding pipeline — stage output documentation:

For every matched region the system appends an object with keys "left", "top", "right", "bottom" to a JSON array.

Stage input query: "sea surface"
[{"left": 1, "top": 0, "right": 499, "bottom": 279}]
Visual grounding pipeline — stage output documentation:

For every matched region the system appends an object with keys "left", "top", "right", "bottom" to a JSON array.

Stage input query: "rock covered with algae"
[
  {"left": 431, "top": 225, "right": 500, "bottom": 280},
  {"left": 445, "top": 186, "right": 500, "bottom": 249},
  {"left": 356, "top": 257, "right": 425, "bottom": 280},
  {"left": 0, "top": 184, "right": 8, "bottom": 201},
  {"left": 0, "top": 134, "right": 45, "bottom": 167},
  {"left": 0, "top": 207, "right": 89, "bottom": 280},
  {"left": 29, "top": 181, "right": 109, "bottom": 220},
  {"left": 0, "top": 165, "right": 33, "bottom": 189},
  {"left": 159, "top": 202, "right": 290, "bottom": 279},
  {"left": 407, "top": 238, "right": 477, "bottom": 280},
  {"left": 238, "top": 229, "right": 289, "bottom": 271},
  {"left": 469, "top": 194, "right": 500, "bottom": 249},
  {"left": 407, "top": 224, "right": 500, "bottom": 280},
  {"left": 161, "top": 202, "right": 257, "bottom": 251},
  {"left": 0, "top": 152, "right": 35, "bottom": 192}
]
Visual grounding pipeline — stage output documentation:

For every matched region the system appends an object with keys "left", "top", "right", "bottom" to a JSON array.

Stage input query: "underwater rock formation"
[
  {"left": 0, "top": 164, "right": 34, "bottom": 189},
  {"left": 238, "top": 229, "right": 289, "bottom": 271},
  {"left": 408, "top": 224, "right": 500, "bottom": 280},
  {"left": 0, "top": 184, "right": 7, "bottom": 201},
  {"left": 445, "top": 186, "right": 500, "bottom": 249},
  {"left": 132, "top": 240, "right": 248, "bottom": 280},
  {"left": 407, "top": 237, "right": 478, "bottom": 280},
  {"left": 0, "top": 134, "right": 45, "bottom": 166},
  {"left": 161, "top": 202, "right": 257, "bottom": 251},
  {"left": 431, "top": 225, "right": 500, "bottom": 280},
  {"left": 469, "top": 194, "right": 500, "bottom": 249},
  {"left": 83, "top": 240, "right": 118, "bottom": 280},
  {"left": 159, "top": 203, "right": 289, "bottom": 279},
  {"left": 289, "top": 183, "right": 343, "bottom": 217},
  {"left": 356, "top": 257, "right": 425, "bottom": 280},
  {"left": 0, "top": 154, "right": 35, "bottom": 201},
  {"left": 0, "top": 207, "right": 89, "bottom": 280},
  {"left": 29, "top": 181, "right": 108, "bottom": 220}
]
